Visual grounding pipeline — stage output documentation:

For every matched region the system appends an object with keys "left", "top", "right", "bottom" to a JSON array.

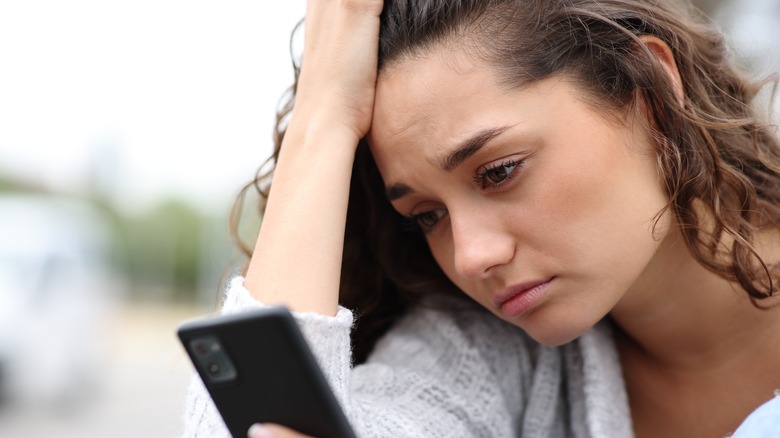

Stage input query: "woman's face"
[{"left": 368, "top": 48, "right": 672, "bottom": 346}]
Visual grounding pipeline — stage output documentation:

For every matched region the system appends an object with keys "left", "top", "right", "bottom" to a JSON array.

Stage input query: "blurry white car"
[{"left": 0, "top": 194, "right": 120, "bottom": 409}]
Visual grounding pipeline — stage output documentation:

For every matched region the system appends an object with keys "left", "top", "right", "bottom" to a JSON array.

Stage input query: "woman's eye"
[
  {"left": 485, "top": 163, "right": 515, "bottom": 183},
  {"left": 475, "top": 159, "right": 522, "bottom": 189},
  {"left": 411, "top": 208, "right": 447, "bottom": 233}
]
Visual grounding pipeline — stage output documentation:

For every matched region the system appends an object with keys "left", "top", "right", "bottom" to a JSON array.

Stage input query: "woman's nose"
[{"left": 450, "top": 208, "right": 515, "bottom": 280}]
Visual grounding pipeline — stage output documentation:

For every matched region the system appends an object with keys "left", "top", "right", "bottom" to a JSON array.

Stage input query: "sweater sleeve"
[{"left": 181, "top": 277, "right": 533, "bottom": 437}]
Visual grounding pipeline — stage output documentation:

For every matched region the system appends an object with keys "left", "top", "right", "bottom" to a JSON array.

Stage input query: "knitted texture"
[{"left": 181, "top": 277, "right": 635, "bottom": 437}]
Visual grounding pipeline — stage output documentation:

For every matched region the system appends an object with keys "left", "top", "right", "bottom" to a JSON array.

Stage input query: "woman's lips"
[{"left": 493, "top": 277, "right": 554, "bottom": 318}]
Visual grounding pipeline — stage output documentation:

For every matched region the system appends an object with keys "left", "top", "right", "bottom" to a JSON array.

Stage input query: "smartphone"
[{"left": 177, "top": 307, "right": 357, "bottom": 438}]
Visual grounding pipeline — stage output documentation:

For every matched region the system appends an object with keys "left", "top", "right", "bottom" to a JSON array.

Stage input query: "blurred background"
[{"left": 0, "top": 1, "right": 777, "bottom": 437}]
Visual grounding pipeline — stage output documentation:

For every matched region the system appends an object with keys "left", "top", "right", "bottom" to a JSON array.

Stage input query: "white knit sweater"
[{"left": 181, "top": 276, "right": 634, "bottom": 437}]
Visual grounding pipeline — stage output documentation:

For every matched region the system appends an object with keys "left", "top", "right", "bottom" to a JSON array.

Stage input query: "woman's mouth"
[{"left": 493, "top": 277, "right": 554, "bottom": 318}]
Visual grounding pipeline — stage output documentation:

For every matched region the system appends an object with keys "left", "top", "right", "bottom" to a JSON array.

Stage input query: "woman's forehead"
[
  {"left": 369, "top": 49, "right": 568, "bottom": 157},
  {"left": 370, "top": 49, "right": 503, "bottom": 150}
]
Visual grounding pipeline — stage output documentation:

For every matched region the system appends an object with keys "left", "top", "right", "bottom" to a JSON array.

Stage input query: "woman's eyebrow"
[
  {"left": 439, "top": 126, "right": 510, "bottom": 172},
  {"left": 386, "top": 183, "right": 414, "bottom": 201},
  {"left": 385, "top": 126, "right": 512, "bottom": 202}
]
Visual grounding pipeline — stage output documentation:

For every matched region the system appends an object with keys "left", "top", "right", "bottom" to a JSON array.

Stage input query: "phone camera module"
[{"left": 188, "top": 335, "right": 238, "bottom": 384}]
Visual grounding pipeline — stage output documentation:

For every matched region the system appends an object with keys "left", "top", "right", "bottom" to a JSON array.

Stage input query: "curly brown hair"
[{"left": 232, "top": 0, "right": 780, "bottom": 363}]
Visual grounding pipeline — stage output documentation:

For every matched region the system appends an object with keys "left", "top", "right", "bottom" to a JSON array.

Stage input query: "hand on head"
[{"left": 294, "top": 0, "right": 384, "bottom": 143}]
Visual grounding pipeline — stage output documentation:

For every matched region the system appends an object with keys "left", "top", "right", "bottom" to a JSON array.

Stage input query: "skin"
[
  {"left": 243, "top": 1, "right": 780, "bottom": 436},
  {"left": 369, "top": 49, "right": 671, "bottom": 347},
  {"left": 244, "top": 0, "right": 383, "bottom": 316}
]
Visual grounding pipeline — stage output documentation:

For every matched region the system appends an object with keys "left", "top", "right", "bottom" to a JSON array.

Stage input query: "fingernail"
[{"left": 248, "top": 423, "right": 273, "bottom": 438}]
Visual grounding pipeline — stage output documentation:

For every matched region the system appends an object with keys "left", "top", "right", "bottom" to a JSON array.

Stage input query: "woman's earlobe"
[{"left": 639, "top": 35, "right": 685, "bottom": 106}]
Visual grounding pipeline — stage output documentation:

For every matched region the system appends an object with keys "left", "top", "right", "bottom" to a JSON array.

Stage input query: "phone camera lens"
[
  {"left": 194, "top": 342, "right": 209, "bottom": 356},
  {"left": 207, "top": 363, "right": 220, "bottom": 376}
]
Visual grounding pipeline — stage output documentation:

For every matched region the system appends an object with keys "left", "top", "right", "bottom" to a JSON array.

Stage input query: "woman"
[{"left": 183, "top": 0, "right": 780, "bottom": 436}]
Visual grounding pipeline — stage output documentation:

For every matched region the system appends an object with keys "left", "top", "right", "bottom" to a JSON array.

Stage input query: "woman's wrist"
[
  {"left": 244, "top": 111, "right": 358, "bottom": 316},
  {"left": 285, "top": 107, "right": 367, "bottom": 152}
]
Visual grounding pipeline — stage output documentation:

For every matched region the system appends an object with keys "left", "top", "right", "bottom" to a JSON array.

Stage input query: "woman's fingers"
[
  {"left": 248, "top": 423, "right": 313, "bottom": 438},
  {"left": 294, "top": 0, "right": 384, "bottom": 140}
]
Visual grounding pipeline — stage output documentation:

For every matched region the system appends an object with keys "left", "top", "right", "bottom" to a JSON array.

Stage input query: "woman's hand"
[
  {"left": 293, "top": 0, "right": 384, "bottom": 143},
  {"left": 248, "top": 423, "right": 312, "bottom": 438}
]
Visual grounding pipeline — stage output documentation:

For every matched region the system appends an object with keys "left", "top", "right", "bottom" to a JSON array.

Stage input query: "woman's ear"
[{"left": 639, "top": 35, "right": 685, "bottom": 105}]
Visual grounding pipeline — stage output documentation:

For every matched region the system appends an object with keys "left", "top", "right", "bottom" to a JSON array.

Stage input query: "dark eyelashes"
[
  {"left": 473, "top": 159, "right": 520, "bottom": 186},
  {"left": 398, "top": 157, "right": 524, "bottom": 234},
  {"left": 400, "top": 210, "right": 445, "bottom": 234}
]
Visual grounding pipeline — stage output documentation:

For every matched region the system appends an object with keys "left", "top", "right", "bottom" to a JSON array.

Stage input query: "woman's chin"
[
  {"left": 526, "top": 328, "right": 585, "bottom": 347},
  {"left": 511, "top": 307, "right": 604, "bottom": 347}
]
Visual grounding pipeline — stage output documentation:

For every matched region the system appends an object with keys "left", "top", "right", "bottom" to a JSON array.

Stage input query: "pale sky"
[
  {"left": 0, "top": 1, "right": 777, "bottom": 215},
  {"left": 0, "top": 1, "right": 305, "bottom": 214}
]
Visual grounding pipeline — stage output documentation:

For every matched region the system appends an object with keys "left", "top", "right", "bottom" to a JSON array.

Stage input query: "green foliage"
[
  {"left": 0, "top": 175, "right": 44, "bottom": 193},
  {"left": 113, "top": 199, "right": 229, "bottom": 302},
  {"left": 0, "top": 169, "right": 236, "bottom": 304}
]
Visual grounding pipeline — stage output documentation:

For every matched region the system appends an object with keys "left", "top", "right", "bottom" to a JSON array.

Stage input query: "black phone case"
[{"left": 177, "top": 307, "right": 357, "bottom": 438}]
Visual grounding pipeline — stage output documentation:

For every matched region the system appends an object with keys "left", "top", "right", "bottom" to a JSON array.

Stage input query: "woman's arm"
[{"left": 243, "top": 0, "right": 383, "bottom": 316}]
